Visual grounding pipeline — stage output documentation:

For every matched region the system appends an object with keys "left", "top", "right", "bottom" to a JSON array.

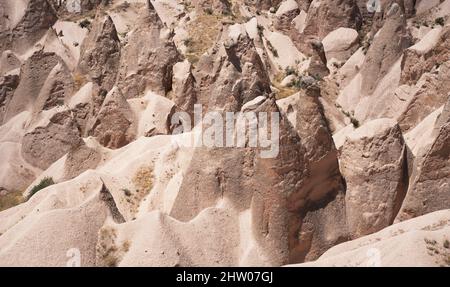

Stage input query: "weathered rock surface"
[
  {"left": 339, "top": 119, "right": 408, "bottom": 238},
  {"left": 301, "top": 0, "right": 362, "bottom": 43},
  {"left": 194, "top": 24, "right": 272, "bottom": 110},
  {"left": 89, "top": 87, "right": 136, "bottom": 149},
  {"left": 294, "top": 209, "right": 450, "bottom": 267},
  {"left": 0, "top": 0, "right": 57, "bottom": 55},
  {"left": 3, "top": 51, "right": 68, "bottom": 122},
  {"left": 396, "top": 97, "right": 450, "bottom": 222},
  {"left": 21, "top": 110, "right": 83, "bottom": 170},
  {"left": 78, "top": 13, "right": 121, "bottom": 92},
  {"left": 322, "top": 27, "right": 359, "bottom": 62},
  {"left": 116, "top": 2, "right": 180, "bottom": 98},
  {"left": 360, "top": 3, "right": 411, "bottom": 96},
  {"left": 277, "top": 86, "right": 346, "bottom": 262},
  {"left": 0, "top": 0, "right": 449, "bottom": 268},
  {"left": 0, "top": 75, "right": 19, "bottom": 124}
]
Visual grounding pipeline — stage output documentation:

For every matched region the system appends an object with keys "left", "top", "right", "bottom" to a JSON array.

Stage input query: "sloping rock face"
[
  {"left": 0, "top": 0, "right": 57, "bottom": 54},
  {"left": 400, "top": 26, "right": 450, "bottom": 86},
  {"left": 396, "top": 97, "right": 450, "bottom": 222},
  {"left": 277, "top": 87, "right": 346, "bottom": 262},
  {"left": 63, "top": 144, "right": 101, "bottom": 180},
  {"left": 301, "top": 0, "right": 362, "bottom": 43},
  {"left": 244, "top": 0, "right": 283, "bottom": 11},
  {"left": 162, "top": 100, "right": 308, "bottom": 266},
  {"left": 3, "top": 51, "right": 70, "bottom": 122},
  {"left": 116, "top": 2, "right": 180, "bottom": 98},
  {"left": 49, "top": 0, "right": 105, "bottom": 13},
  {"left": 89, "top": 87, "right": 136, "bottom": 149},
  {"left": 0, "top": 75, "right": 19, "bottom": 124},
  {"left": 21, "top": 110, "right": 83, "bottom": 170},
  {"left": 0, "top": 0, "right": 450, "bottom": 268},
  {"left": 294, "top": 209, "right": 450, "bottom": 267},
  {"left": 0, "top": 51, "right": 21, "bottom": 76},
  {"left": 172, "top": 60, "right": 197, "bottom": 114},
  {"left": 360, "top": 3, "right": 411, "bottom": 96},
  {"left": 78, "top": 13, "right": 120, "bottom": 92},
  {"left": 397, "top": 61, "right": 450, "bottom": 133},
  {"left": 193, "top": 25, "right": 272, "bottom": 111},
  {"left": 192, "top": 0, "right": 232, "bottom": 15},
  {"left": 339, "top": 119, "right": 408, "bottom": 238}
]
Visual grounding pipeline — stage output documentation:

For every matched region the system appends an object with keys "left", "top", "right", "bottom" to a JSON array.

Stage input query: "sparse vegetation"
[
  {"left": 133, "top": 166, "right": 154, "bottom": 194},
  {"left": 27, "top": 177, "right": 55, "bottom": 200},
  {"left": 257, "top": 24, "right": 264, "bottom": 38},
  {"left": 285, "top": 66, "right": 298, "bottom": 77},
  {"left": 272, "top": 72, "right": 298, "bottom": 100},
  {"left": 204, "top": 7, "right": 213, "bottom": 15},
  {"left": 73, "top": 72, "right": 87, "bottom": 91},
  {"left": 79, "top": 19, "right": 91, "bottom": 30},
  {"left": 444, "top": 239, "right": 450, "bottom": 249},
  {"left": 435, "top": 17, "right": 445, "bottom": 27},
  {"left": 339, "top": 109, "right": 360, "bottom": 128},
  {"left": 0, "top": 191, "right": 24, "bottom": 212},
  {"left": 97, "top": 227, "right": 119, "bottom": 267},
  {"left": 350, "top": 117, "right": 360, "bottom": 128},
  {"left": 266, "top": 40, "right": 278, "bottom": 57},
  {"left": 185, "top": 14, "right": 223, "bottom": 64}
]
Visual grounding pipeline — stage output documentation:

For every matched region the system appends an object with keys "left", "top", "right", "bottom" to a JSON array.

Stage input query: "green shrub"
[
  {"left": 444, "top": 239, "right": 450, "bottom": 249},
  {"left": 28, "top": 177, "right": 55, "bottom": 200},
  {"left": 79, "top": 19, "right": 91, "bottom": 29},
  {"left": 285, "top": 66, "right": 297, "bottom": 76},
  {"left": 435, "top": 17, "right": 445, "bottom": 26},
  {"left": 266, "top": 41, "right": 278, "bottom": 57}
]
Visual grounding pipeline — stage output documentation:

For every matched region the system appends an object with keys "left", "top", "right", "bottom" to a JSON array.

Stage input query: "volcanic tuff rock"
[
  {"left": 0, "top": 0, "right": 449, "bottom": 267},
  {"left": 21, "top": 110, "right": 84, "bottom": 170},
  {"left": 193, "top": 24, "right": 272, "bottom": 110},
  {"left": 89, "top": 87, "right": 136, "bottom": 149},
  {"left": 339, "top": 119, "right": 408, "bottom": 238},
  {"left": 116, "top": 1, "right": 180, "bottom": 98},
  {"left": 78, "top": 13, "right": 121, "bottom": 92},
  {"left": 396, "top": 96, "right": 450, "bottom": 222},
  {"left": 0, "top": 0, "right": 57, "bottom": 55}
]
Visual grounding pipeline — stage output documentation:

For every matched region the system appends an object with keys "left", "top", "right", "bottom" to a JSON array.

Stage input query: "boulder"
[
  {"left": 322, "top": 28, "right": 359, "bottom": 62},
  {"left": 274, "top": 0, "right": 300, "bottom": 32},
  {"left": 301, "top": 0, "right": 362, "bottom": 43}
]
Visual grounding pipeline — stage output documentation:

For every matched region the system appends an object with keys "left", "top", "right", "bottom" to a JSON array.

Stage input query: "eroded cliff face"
[{"left": 0, "top": 0, "right": 449, "bottom": 267}]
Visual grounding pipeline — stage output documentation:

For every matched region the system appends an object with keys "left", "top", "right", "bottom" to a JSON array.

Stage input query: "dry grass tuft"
[
  {"left": 0, "top": 191, "right": 24, "bottom": 212},
  {"left": 185, "top": 14, "right": 223, "bottom": 64}
]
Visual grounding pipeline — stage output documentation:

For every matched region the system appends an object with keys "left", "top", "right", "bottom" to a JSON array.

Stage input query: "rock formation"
[{"left": 0, "top": 0, "right": 449, "bottom": 268}]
